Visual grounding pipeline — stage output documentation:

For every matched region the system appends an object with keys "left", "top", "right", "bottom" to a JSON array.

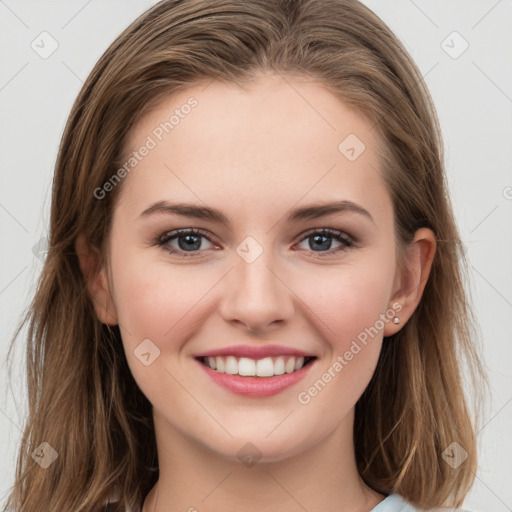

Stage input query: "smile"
[
  {"left": 198, "top": 355, "right": 316, "bottom": 377},
  {"left": 194, "top": 354, "right": 317, "bottom": 398}
]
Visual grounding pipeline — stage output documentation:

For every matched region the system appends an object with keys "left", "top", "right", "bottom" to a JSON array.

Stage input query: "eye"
[
  {"left": 155, "top": 227, "right": 355, "bottom": 258},
  {"left": 295, "top": 228, "right": 354, "bottom": 256},
  {"left": 156, "top": 228, "right": 215, "bottom": 257}
]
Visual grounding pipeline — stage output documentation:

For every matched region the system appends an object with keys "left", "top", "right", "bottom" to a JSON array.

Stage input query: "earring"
[{"left": 393, "top": 317, "right": 401, "bottom": 324}]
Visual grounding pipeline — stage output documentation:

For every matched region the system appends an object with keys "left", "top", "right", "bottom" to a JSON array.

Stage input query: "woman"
[{"left": 5, "top": 0, "right": 484, "bottom": 511}]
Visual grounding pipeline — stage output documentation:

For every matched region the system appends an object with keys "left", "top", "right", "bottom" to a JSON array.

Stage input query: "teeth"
[
  {"left": 256, "top": 357, "right": 273, "bottom": 377},
  {"left": 225, "top": 356, "right": 238, "bottom": 375},
  {"left": 274, "top": 356, "right": 285, "bottom": 375},
  {"left": 202, "top": 355, "right": 311, "bottom": 377},
  {"left": 239, "top": 357, "right": 256, "bottom": 376},
  {"left": 285, "top": 357, "right": 295, "bottom": 374}
]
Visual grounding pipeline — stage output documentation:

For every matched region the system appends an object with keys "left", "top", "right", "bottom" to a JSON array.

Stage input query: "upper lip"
[{"left": 194, "top": 344, "right": 316, "bottom": 359}]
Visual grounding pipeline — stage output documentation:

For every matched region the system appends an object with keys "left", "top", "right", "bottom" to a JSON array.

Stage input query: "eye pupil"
[
  {"left": 179, "top": 234, "right": 201, "bottom": 251},
  {"left": 310, "top": 234, "right": 332, "bottom": 251}
]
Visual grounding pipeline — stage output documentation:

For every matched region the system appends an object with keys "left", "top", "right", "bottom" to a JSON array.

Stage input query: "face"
[{"left": 96, "top": 72, "right": 406, "bottom": 463}]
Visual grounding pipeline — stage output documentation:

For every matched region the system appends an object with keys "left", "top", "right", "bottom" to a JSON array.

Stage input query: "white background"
[{"left": 1, "top": 1, "right": 511, "bottom": 510}]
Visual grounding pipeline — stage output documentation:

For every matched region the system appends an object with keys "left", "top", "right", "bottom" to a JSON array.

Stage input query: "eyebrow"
[{"left": 139, "top": 200, "right": 375, "bottom": 225}]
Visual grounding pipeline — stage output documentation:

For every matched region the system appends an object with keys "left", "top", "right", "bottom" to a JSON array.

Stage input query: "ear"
[
  {"left": 384, "top": 227, "right": 436, "bottom": 336},
  {"left": 75, "top": 234, "right": 118, "bottom": 326}
]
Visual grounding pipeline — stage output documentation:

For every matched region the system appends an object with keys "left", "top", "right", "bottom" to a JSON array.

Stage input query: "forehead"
[{"left": 117, "top": 73, "right": 390, "bottom": 222}]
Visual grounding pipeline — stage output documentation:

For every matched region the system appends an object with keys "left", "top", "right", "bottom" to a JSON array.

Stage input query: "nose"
[{"left": 218, "top": 242, "right": 295, "bottom": 335}]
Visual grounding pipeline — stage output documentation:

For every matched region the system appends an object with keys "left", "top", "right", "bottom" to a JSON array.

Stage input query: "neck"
[{"left": 142, "top": 408, "right": 385, "bottom": 512}]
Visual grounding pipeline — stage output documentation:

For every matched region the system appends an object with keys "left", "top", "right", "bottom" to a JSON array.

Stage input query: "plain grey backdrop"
[{"left": 1, "top": 1, "right": 511, "bottom": 510}]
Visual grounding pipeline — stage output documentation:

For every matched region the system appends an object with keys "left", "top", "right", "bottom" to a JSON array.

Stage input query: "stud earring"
[{"left": 393, "top": 317, "right": 401, "bottom": 325}]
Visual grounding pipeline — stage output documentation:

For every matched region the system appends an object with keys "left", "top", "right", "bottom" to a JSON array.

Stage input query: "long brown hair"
[{"left": 4, "top": 1, "right": 485, "bottom": 510}]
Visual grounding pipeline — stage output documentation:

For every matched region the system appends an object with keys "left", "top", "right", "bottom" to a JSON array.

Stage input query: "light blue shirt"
[
  {"left": 372, "top": 494, "right": 421, "bottom": 511},
  {"left": 372, "top": 494, "right": 471, "bottom": 511}
]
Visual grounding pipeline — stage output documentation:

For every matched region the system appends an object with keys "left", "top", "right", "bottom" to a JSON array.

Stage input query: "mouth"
[
  {"left": 196, "top": 355, "right": 317, "bottom": 377},
  {"left": 193, "top": 344, "right": 318, "bottom": 397},
  {"left": 195, "top": 354, "right": 317, "bottom": 397}
]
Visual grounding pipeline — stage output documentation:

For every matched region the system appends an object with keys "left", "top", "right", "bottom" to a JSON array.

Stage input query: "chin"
[{"left": 208, "top": 423, "right": 317, "bottom": 466}]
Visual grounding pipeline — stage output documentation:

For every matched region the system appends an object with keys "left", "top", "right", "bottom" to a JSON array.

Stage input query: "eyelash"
[{"left": 155, "top": 228, "right": 355, "bottom": 258}]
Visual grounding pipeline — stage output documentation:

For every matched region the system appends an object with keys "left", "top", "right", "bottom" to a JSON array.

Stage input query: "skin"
[{"left": 77, "top": 71, "right": 436, "bottom": 512}]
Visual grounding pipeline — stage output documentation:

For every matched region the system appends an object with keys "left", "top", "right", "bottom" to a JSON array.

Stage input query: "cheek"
[
  {"left": 293, "top": 257, "right": 395, "bottom": 408},
  {"left": 109, "top": 246, "right": 220, "bottom": 347},
  {"left": 293, "top": 278, "right": 390, "bottom": 427},
  {"left": 108, "top": 248, "right": 222, "bottom": 402},
  {"left": 299, "top": 262, "right": 394, "bottom": 350}
]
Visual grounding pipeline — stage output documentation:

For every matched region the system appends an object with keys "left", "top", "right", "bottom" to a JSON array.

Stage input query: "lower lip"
[{"left": 195, "top": 359, "right": 315, "bottom": 397}]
